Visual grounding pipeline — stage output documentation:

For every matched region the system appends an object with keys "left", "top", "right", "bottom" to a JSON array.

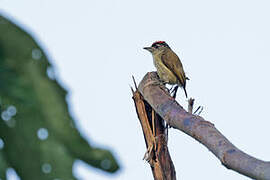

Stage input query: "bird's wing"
[{"left": 161, "top": 50, "right": 186, "bottom": 87}]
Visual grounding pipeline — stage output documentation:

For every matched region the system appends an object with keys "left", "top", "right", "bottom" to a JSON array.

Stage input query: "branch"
[
  {"left": 132, "top": 76, "right": 176, "bottom": 180},
  {"left": 188, "top": 98, "right": 194, "bottom": 114},
  {"left": 137, "top": 72, "right": 270, "bottom": 180}
]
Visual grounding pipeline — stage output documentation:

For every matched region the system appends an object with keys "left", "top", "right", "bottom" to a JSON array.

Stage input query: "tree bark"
[{"left": 136, "top": 72, "right": 270, "bottom": 180}]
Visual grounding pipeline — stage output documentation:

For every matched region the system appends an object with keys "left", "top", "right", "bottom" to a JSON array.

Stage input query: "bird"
[{"left": 143, "top": 41, "right": 188, "bottom": 98}]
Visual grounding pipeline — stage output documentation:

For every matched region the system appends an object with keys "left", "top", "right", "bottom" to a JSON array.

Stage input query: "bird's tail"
[{"left": 183, "top": 87, "right": 188, "bottom": 98}]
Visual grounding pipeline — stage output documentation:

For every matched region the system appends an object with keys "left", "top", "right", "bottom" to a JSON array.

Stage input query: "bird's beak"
[{"left": 143, "top": 46, "right": 153, "bottom": 53}]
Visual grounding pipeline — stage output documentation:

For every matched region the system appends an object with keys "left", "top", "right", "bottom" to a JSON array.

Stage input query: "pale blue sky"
[{"left": 1, "top": 0, "right": 270, "bottom": 179}]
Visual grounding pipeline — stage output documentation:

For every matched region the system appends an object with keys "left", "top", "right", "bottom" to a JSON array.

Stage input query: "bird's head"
[{"left": 143, "top": 41, "right": 170, "bottom": 54}]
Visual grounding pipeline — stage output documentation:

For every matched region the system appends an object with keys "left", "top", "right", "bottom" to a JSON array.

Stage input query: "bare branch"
[
  {"left": 137, "top": 72, "right": 270, "bottom": 180},
  {"left": 132, "top": 83, "right": 176, "bottom": 180},
  {"left": 132, "top": 75, "right": 138, "bottom": 90},
  {"left": 188, "top": 98, "right": 194, "bottom": 114}
]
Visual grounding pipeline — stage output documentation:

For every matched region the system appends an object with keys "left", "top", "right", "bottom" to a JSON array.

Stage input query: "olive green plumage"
[{"left": 144, "top": 41, "right": 188, "bottom": 98}]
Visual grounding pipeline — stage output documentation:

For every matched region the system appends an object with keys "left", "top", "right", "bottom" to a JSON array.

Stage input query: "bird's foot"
[{"left": 171, "top": 86, "right": 179, "bottom": 99}]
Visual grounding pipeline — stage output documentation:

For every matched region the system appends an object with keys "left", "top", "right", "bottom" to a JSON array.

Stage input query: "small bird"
[{"left": 144, "top": 41, "right": 188, "bottom": 98}]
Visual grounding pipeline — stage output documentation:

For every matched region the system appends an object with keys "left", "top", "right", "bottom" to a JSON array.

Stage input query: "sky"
[{"left": 1, "top": 0, "right": 270, "bottom": 179}]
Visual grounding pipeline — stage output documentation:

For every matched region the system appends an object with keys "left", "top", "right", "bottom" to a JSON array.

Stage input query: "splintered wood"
[{"left": 132, "top": 78, "right": 176, "bottom": 180}]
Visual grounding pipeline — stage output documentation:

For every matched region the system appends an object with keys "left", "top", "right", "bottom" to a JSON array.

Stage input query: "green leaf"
[{"left": 0, "top": 14, "right": 119, "bottom": 180}]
